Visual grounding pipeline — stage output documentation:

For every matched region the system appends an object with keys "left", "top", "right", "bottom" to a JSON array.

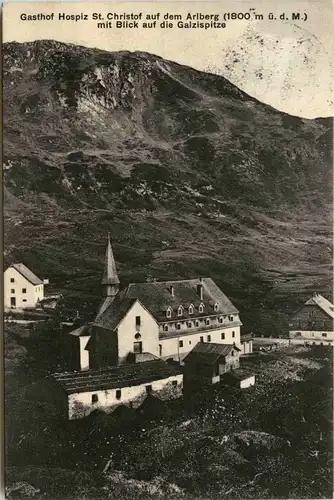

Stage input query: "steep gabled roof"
[
  {"left": 94, "top": 298, "right": 137, "bottom": 331},
  {"left": 52, "top": 359, "right": 182, "bottom": 394},
  {"left": 10, "top": 263, "right": 43, "bottom": 285},
  {"left": 118, "top": 277, "right": 238, "bottom": 322},
  {"left": 305, "top": 294, "right": 334, "bottom": 319},
  {"left": 94, "top": 298, "right": 158, "bottom": 331},
  {"left": 184, "top": 342, "right": 240, "bottom": 366}
]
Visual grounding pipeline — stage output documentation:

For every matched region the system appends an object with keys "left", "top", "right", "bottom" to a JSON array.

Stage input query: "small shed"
[
  {"left": 221, "top": 369, "right": 256, "bottom": 389},
  {"left": 183, "top": 342, "right": 241, "bottom": 385}
]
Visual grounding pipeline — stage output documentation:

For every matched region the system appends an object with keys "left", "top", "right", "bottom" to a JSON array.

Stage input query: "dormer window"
[
  {"left": 195, "top": 320, "right": 200, "bottom": 327},
  {"left": 187, "top": 321, "right": 192, "bottom": 328},
  {"left": 188, "top": 304, "right": 194, "bottom": 315},
  {"left": 198, "top": 303, "right": 204, "bottom": 313},
  {"left": 166, "top": 307, "right": 172, "bottom": 319},
  {"left": 176, "top": 323, "right": 181, "bottom": 330},
  {"left": 229, "top": 315, "right": 234, "bottom": 322},
  {"left": 177, "top": 306, "right": 184, "bottom": 317},
  {"left": 205, "top": 318, "right": 210, "bottom": 326},
  {"left": 214, "top": 302, "right": 219, "bottom": 312},
  {"left": 219, "top": 316, "right": 224, "bottom": 324},
  {"left": 163, "top": 324, "right": 168, "bottom": 332}
]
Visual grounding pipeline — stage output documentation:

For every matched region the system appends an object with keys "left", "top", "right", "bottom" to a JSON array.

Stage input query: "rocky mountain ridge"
[{"left": 3, "top": 40, "right": 333, "bottom": 332}]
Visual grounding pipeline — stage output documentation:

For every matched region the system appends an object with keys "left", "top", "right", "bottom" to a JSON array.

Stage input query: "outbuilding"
[
  {"left": 183, "top": 342, "right": 241, "bottom": 385},
  {"left": 221, "top": 369, "right": 256, "bottom": 389}
]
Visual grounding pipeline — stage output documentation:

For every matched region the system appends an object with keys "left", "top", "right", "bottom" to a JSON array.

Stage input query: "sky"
[{"left": 3, "top": 0, "right": 333, "bottom": 118}]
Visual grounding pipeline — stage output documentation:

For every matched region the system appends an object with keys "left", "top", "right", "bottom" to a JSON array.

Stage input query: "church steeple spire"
[{"left": 101, "top": 233, "right": 120, "bottom": 297}]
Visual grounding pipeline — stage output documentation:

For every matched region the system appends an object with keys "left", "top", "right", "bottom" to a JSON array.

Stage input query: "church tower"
[{"left": 101, "top": 233, "right": 120, "bottom": 298}]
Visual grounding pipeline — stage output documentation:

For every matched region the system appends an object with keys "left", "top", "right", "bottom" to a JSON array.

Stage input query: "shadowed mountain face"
[{"left": 3, "top": 40, "right": 333, "bottom": 333}]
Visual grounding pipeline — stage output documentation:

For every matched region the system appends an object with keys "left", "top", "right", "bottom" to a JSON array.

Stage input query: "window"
[
  {"left": 188, "top": 305, "right": 194, "bottom": 315},
  {"left": 195, "top": 320, "right": 200, "bottom": 327},
  {"left": 159, "top": 344, "right": 162, "bottom": 356},
  {"left": 229, "top": 315, "right": 234, "bottom": 322},
  {"left": 92, "top": 394, "right": 98, "bottom": 404},
  {"left": 146, "top": 385, "right": 152, "bottom": 394},
  {"left": 134, "top": 333, "right": 141, "bottom": 340},
  {"left": 23, "top": 299, "right": 27, "bottom": 302},
  {"left": 200, "top": 336, "right": 204, "bottom": 342},
  {"left": 133, "top": 341, "right": 142, "bottom": 354},
  {"left": 219, "top": 317, "right": 224, "bottom": 324},
  {"left": 199, "top": 304, "right": 204, "bottom": 313},
  {"left": 163, "top": 324, "right": 168, "bottom": 332},
  {"left": 177, "top": 323, "right": 181, "bottom": 330},
  {"left": 177, "top": 306, "right": 183, "bottom": 317},
  {"left": 207, "top": 335, "right": 211, "bottom": 342},
  {"left": 231, "top": 350, "right": 235, "bottom": 356},
  {"left": 322, "top": 333, "right": 327, "bottom": 337},
  {"left": 179, "top": 340, "right": 183, "bottom": 348},
  {"left": 11, "top": 289, "right": 15, "bottom": 294},
  {"left": 172, "top": 380, "right": 178, "bottom": 388},
  {"left": 166, "top": 308, "right": 172, "bottom": 319},
  {"left": 187, "top": 322, "right": 192, "bottom": 328},
  {"left": 135, "top": 316, "right": 141, "bottom": 327},
  {"left": 214, "top": 303, "right": 219, "bottom": 312},
  {"left": 232, "top": 331, "right": 235, "bottom": 338},
  {"left": 205, "top": 318, "right": 210, "bottom": 326},
  {"left": 116, "top": 389, "right": 122, "bottom": 400},
  {"left": 10, "top": 278, "right": 14, "bottom": 283},
  {"left": 22, "top": 288, "right": 27, "bottom": 294},
  {"left": 221, "top": 333, "right": 225, "bottom": 340},
  {"left": 189, "top": 340, "right": 192, "bottom": 345}
]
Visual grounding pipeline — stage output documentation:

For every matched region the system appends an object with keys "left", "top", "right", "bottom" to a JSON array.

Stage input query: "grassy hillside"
[
  {"left": 5, "top": 324, "right": 333, "bottom": 499},
  {"left": 3, "top": 40, "right": 333, "bottom": 333}
]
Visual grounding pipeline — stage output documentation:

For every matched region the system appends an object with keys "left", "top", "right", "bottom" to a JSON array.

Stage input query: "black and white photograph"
[{"left": 2, "top": 1, "right": 333, "bottom": 498}]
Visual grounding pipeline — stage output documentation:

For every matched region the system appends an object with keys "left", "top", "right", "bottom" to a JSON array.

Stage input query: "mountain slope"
[{"left": 3, "top": 40, "right": 333, "bottom": 332}]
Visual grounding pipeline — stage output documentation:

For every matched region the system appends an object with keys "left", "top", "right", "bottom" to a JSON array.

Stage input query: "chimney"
[
  {"left": 197, "top": 283, "right": 203, "bottom": 301},
  {"left": 170, "top": 285, "right": 175, "bottom": 297}
]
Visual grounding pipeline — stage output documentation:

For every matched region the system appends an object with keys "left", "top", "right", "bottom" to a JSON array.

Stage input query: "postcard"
[{"left": 3, "top": 1, "right": 333, "bottom": 499}]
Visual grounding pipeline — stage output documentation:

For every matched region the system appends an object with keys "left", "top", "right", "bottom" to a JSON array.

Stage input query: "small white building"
[
  {"left": 50, "top": 359, "right": 183, "bottom": 419},
  {"left": 4, "top": 263, "right": 46, "bottom": 309}
]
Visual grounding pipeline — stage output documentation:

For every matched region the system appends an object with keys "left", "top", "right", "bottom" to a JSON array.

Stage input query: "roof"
[
  {"left": 102, "top": 234, "right": 120, "bottom": 286},
  {"left": 10, "top": 263, "right": 43, "bottom": 285},
  {"left": 304, "top": 294, "right": 334, "bottom": 319},
  {"left": 68, "top": 324, "right": 93, "bottom": 337},
  {"left": 183, "top": 342, "right": 240, "bottom": 366},
  {"left": 221, "top": 369, "right": 255, "bottom": 382},
  {"left": 94, "top": 298, "right": 151, "bottom": 331},
  {"left": 95, "top": 296, "right": 115, "bottom": 320},
  {"left": 52, "top": 359, "right": 183, "bottom": 394},
  {"left": 126, "top": 352, "right": 159, "bottom": 363},
  {"left": 117, "top": 277, "right": 239, "bottom": 322}
]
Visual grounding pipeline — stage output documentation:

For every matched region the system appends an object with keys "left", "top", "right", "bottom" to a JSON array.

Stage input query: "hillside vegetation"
[{"left": 3, "top": 40, "right": 333, "bottom": 332}]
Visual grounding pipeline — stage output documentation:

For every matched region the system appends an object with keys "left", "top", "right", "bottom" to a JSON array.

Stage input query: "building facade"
[
  {"left": 56, "top": 234, "right": 253, "bottom": 419},
  {"left": 69, "top": 235, "right": 252, "bottom": 370},
  {"left": 289, "top": 293, "right": 334, "bottom": 346},
  {"left": 52, "top": 360, "right": 183, "bottom": 420},
  {"left": 4, "top": 263, "right": 46, "bottom": 309},
  {"left": 183, "top": 342, "right": 241, "bottom": 385}
]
